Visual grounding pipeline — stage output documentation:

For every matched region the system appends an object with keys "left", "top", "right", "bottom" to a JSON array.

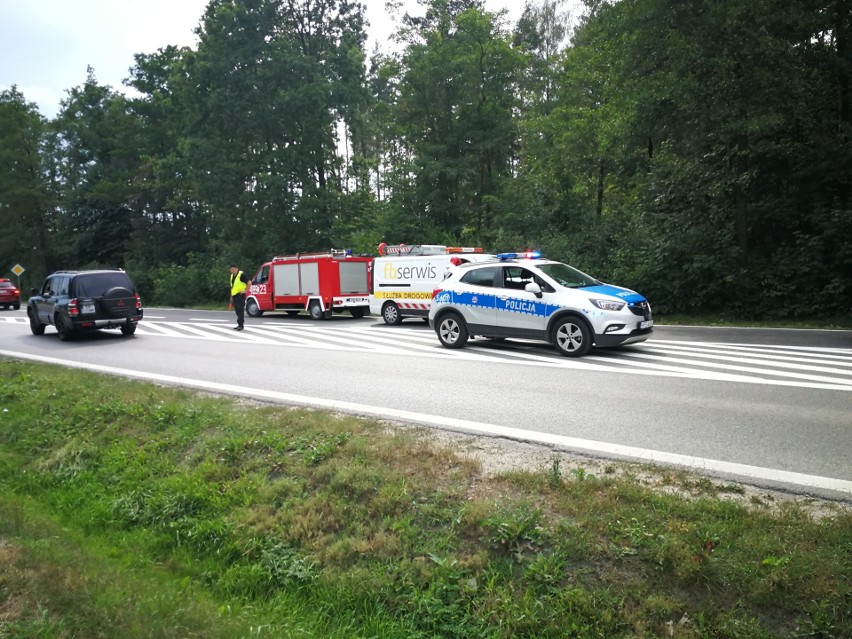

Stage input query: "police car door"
[
  {"left": 495, "top": 266, "right": 548, "bottom": 339},
  {"left": 456, "top": 265, "right": 500, "bottom": 333}
]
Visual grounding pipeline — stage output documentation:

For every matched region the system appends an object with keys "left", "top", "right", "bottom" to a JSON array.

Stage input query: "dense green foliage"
[
  {"left": 1, "top": 361, "right": 851, "bottom": 637},
  {"left": 1, "top": 0, "right": 849, "bottom": 319}
]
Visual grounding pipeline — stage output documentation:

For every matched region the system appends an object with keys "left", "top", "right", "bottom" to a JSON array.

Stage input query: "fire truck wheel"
[
  {"left": 308, "top": 301, "right": 325, "bottom": 320},
  {"left": 382, "top": 302, "right": 403, "bottom": 326},
  {"left": 246, "top": 298, "right": 264, "bottom": 317},
  {"left": 350, "top": 307, "right": 366, "bottom": 318}
]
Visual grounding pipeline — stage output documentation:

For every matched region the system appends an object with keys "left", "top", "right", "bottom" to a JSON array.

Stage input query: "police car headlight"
[{"left": 591, "top": 299, "right": 625, "bottom": 311}]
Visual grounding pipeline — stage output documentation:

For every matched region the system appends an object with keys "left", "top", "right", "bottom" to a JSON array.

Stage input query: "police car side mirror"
[{"left": 525, "top": 282, "right": 543, "bottom": 298}]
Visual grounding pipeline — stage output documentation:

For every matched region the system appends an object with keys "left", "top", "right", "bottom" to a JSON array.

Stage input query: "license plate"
[
  {"left": 640, "top": 320, "right": 653, "bottom": 329},
  {"left": 82, "top": 303, "right": 96, "bottom": 314}
]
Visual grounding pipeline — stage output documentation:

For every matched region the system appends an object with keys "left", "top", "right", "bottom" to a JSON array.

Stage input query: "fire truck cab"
[
  {"left": 370, "top": 243, "right": 494, "bottom": 325},
  {"left": 247, "top": 250, "right": 372, "bottom": 320}
]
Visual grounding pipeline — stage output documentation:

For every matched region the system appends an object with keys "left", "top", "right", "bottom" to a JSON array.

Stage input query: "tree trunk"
[{"left": 596, "top": 158, "right": 605, "bottom": 219}]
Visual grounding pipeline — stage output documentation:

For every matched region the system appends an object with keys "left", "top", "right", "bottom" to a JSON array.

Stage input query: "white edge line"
[
  {"left": 2, "top": 349, "right": 851, "bottom": 496},
  {"left": 658, "top": 325, "right": 852, "bottom": 334}
]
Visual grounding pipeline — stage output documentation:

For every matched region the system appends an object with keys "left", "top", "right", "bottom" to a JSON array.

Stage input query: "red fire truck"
[{"left": 246, "top": 249, "right": 372, "bottom": 320}]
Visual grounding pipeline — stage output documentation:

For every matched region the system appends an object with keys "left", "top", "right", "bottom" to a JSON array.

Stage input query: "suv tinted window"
[
  {"left": 44, "top": 276, "right": 67, "bottom": 296},
  {"left": 73, "top": 273, "right": 134, "bottom": 297},
  {"left": 461, "top": 266, "right": 498, "bottom": 287}
]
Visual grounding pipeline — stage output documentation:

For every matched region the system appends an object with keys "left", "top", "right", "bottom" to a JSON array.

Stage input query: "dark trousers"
[{"left": 233, "top": 292, "right": 246, "bottom": 327}]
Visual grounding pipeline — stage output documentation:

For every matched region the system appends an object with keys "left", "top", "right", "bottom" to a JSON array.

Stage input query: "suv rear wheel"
[
  {"left": 120, "top": 323, "right": 137, "bottom": 336},
  {"left": 56, "top": 314, "right": 75, "bottom": 341},
  {"left": 436, "top": 312, "right": 469, "bottom": 349}
]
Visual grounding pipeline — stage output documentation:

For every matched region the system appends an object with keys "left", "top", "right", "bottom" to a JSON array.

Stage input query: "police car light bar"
[{"left": 496, "top": 250, "right": 542, "bottom": 260}]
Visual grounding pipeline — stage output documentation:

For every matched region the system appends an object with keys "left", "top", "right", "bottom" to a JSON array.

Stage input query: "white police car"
[{"left": 428, "top": 252, "right": 653, "bottom": 357}]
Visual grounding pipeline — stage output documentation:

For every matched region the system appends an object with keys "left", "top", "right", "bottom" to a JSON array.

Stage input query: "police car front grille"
[{"left": 628, "top": 302, "right": 651, "bottom": 319}]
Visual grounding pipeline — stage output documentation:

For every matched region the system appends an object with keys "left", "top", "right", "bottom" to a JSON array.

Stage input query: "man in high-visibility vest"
[{"left": 228, "top": 263, "right": 252, "bottom": 331}]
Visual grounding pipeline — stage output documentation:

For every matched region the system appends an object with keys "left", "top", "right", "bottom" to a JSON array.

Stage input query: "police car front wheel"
[
  {"left": 436, "top": 313, "right": 469, "bottom": 349},
  {"left": 553, "top": 317, "right": 592, "bottom": 357}
]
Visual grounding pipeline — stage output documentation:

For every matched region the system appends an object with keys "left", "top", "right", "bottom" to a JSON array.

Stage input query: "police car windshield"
[{"left": 537, "top": 262, "right": 600, "bottom": 288}]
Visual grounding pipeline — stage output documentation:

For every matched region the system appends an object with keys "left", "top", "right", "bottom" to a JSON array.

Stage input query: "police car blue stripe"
[
  {"left": 496, "top": 297, "right": 559, "bottom": 318},
  {"left": 435, "top": 290, "right": 560, "bottom": 318},
  {"left": 583, "top": 284, "right": 646, "bottom": 303},
  {"left": 443, "top": 291, "right": 496, "bottom": 309}
]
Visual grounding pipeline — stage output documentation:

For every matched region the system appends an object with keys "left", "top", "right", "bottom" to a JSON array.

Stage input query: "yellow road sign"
[{"left": 11, "top": 264, "right": 25, "bottom": 276}]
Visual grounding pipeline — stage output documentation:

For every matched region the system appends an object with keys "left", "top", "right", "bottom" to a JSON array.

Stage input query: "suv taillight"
[
  {"left": 135, "top": 293, "right": 142, "bottom": 310},
  {"left": 68, "top": 298, "right": 79, "bottom": 316}
]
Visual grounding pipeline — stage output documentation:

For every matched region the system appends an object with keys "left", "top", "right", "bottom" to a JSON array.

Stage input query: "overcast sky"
[{"left": 0, "top": 0, "right": 528, "bottom": 119}]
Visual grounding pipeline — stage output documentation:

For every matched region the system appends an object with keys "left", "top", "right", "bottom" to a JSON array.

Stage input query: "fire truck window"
[{"left": 255, "top": 266, "right": 270, "bottom": 285}]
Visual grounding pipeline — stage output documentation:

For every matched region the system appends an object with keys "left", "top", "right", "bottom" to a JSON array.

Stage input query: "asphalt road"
[{"left": 2, "top": 307, "right": 850, "bottom": 499}]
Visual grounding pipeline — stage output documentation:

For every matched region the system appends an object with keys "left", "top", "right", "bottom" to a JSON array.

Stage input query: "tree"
[
  {"left": 126, "top": 46, "right": 210, "bottom": 270},
  {"left": 389, "top": 0, "right": 522, "bottom": 241},
  {"left": 0, "top": 87, "right": 55, "bottom": 283},
  {"left": 535, "top": 0, "right": 851, "bottom": 316},
  {"left": 184, "top": 0, "right": 368, "bottom": 262},
  {"left": 53, "top": 67, "right": 144, "bottom": 268}
]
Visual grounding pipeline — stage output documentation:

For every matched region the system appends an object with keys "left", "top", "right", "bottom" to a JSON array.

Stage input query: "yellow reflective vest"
[{"left": 230, "top": 270, "right": 248, "bottom": 296}]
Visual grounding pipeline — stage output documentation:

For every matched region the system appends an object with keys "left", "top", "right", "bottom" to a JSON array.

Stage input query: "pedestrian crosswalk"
[
  {"left": 4, "top": 316, "right": 851, "bottom": 390},
  {"left": 130, "top": 319, "right": 852, "bottom": 390}
]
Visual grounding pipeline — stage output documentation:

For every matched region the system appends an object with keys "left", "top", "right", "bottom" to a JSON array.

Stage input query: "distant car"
[
  {"left": 428, "top": 252, "right": 653, "bottom": 357},
  {"left": 27, "top": 269, "right": 143, "bottom": 341},
  {"left": 0, "top": 278, "right": 20, "bottom": 310}
]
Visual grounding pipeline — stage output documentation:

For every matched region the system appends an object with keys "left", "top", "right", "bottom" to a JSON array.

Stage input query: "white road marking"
[
  {"left": 618, "top": 350, "right": 852, "bottom": 386},
  {"left": 1, "top": 348, "right": 849, "bottom": 496},
  {"left": 3, "top": 317, "right": 851, "bottom": 390},
  {"left": 134, "top": 323, "right": 187, "bottom": 337},
  {"left": 650, "top": 341, "right": 852, "bottom": 369},
  {"left": 262, "top": 324, "right": 413, "bottom": 353},
  {"left": 654, "top": 339, "right": 852, "bottom": 357},
  {"left": 169, "top": 322, "right": 232, "bottom": 340}
]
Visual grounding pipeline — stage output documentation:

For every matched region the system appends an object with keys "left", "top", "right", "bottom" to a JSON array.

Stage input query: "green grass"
[{"left": 0, "top": 361, "right": 850, "bottom": 638}]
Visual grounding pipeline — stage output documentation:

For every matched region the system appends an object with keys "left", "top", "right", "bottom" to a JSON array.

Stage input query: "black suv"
[{"left": 27, "top": 269, "right": 143, "bottom": 340}]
